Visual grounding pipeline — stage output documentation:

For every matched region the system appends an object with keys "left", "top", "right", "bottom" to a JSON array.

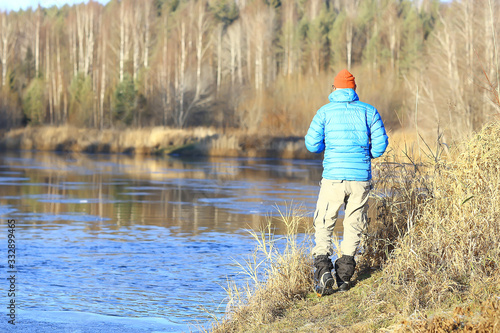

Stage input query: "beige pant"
[{"left": 312, "top": 179, "right": 371, "bottom": 257}]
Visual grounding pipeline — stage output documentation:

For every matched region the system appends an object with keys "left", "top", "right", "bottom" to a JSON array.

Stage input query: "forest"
[{"left": 0, "top": 0, "right": 499, "bottom": 141}]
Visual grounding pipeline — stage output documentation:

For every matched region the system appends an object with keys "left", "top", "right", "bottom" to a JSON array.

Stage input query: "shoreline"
[{"left": 0, "top": 126, "right": 318, "bottom": 160}]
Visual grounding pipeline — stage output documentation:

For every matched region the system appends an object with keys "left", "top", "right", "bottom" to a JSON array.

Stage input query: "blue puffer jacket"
[{"left": 305, "top": 89, "right": 388, "bottom": 181}]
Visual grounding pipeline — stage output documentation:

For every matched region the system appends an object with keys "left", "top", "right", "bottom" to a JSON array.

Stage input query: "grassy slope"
[
  {"left": 208, "top": 121, "right": 500, "bottom": 333},
  {"left": 232, "top": 271, "right": 395, "bottom": 333}
]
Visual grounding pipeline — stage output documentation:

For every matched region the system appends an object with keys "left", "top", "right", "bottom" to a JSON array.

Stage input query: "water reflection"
[
  {"left": 0, "top": 151, "right": 324, "bottom": 235},
  {"left": 0, "top": 151, "right": 325, "bottom": 329}
]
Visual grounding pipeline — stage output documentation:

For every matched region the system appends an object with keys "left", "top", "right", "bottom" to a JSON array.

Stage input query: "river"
[{"left": 0, "top": 151, "right": 333, "bottom": 332}]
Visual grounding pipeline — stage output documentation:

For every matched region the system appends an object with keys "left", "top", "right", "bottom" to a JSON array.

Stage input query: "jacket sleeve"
[
  {"left": 305, "top": 110, "right": 325, "bottom": 153},
  {"left": 369, "top": 109, "right": 388, "bottom": 158}
]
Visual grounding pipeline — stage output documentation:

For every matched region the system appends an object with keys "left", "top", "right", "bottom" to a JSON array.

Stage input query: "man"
[{"left": 305, "top": 69, "right": 388, "bottom": 295}]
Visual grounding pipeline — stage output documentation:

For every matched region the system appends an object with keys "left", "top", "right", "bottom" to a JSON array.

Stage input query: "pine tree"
[{"left": 113, "top": 73, "right": 137, "bottom": 126}]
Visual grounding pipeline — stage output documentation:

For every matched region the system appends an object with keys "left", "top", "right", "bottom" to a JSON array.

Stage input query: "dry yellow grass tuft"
[
  {"left": 366, "top": 121, "right": 500, "bottom": 324},
  {"left": 397, "top": 298, "right": 500, "bottom": 332},
  {"left": 208, "top": 206, "right": 314, "bottom": 332}
]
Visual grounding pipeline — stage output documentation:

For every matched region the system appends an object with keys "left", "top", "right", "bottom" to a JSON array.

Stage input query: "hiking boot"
[
  {"left": 314, "top": 255, "right": 334, "bottom": 296},
  {"left": 315, "top": 271, "right": 335, "bottom": 296},
  {"left": 337, "top": 281, "right": 350, "bottom": 292},
  {"left": 334, "top": 255, "right": 356, "bottom": 292}
]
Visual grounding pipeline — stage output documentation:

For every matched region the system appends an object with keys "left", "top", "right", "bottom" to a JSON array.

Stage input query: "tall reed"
[
  {"left": 209, "top": 206, "right": 314, "bottom": 332},
  {"left": 357, "top": 132, "right": 441, "bottom": 271},
  {"left": 370, "top": 121, "right": 500, "bottom": 324}
]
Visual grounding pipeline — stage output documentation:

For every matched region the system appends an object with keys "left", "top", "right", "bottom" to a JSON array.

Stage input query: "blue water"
[{"left": 0, "top": 151, "right": 325, "bottom": 332}]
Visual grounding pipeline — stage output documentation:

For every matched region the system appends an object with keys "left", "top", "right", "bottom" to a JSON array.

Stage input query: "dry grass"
[
  {"left": 374, "top": 122, "right": 500, "bottom": 319},
  {"left": 356, "top": 126, "right": 446, "bottom": 271},
  {"left": 208, "top": 206, "right": 314, "bottom": 332},
  {"left": 0, "top": 125, "right": 218, "bottom": 154},
  {"left": 0, "top": 125, "right": 313, "bottom": 158},
  {"left": 397, "top": 298, "right": 500, "bottom": 332}
]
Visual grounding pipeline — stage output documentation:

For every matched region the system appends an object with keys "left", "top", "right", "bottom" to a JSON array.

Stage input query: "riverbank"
[
  {"left": 208, "top": 121, "right": 500, "bottom": 332},
  {"left": 0, "top": 126, "right": 314, "bottom": 159}
]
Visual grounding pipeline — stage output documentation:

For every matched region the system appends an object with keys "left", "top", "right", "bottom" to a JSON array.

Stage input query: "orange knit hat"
[{"left": 333, "top": 69, "right": 356, "bottom": 89}]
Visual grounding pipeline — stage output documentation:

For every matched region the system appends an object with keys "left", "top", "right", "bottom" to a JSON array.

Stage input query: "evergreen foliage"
[
  {"left": 22, "top": 78, "right": 45, "bottom": 125},
  {"left": 113, "top": 73, "right": 137, "bottom": 126},
  {"left": 69, "top": 74, "right": 94, "bottom": 126},
  {"left": 211, "top": 0, "right": 239, "bottom": 25}
]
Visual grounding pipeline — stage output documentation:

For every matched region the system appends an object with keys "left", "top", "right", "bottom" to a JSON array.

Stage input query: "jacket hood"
[{"left": 328, "top": 89, "right": 359, "bottom": 103}]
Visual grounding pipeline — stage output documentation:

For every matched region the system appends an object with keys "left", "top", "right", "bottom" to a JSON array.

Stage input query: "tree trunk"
[
  {"left": 70, "top": 24, "right": 78, "bottom": 77},
  {"left": 162, "top": 15, "right": 168, "bottom": 126},
  {"left": 46, "top": 32, "right": 54, "bottom": 124},
  {"left": 217, "top": 24, "right": 222, "bottom": 93},
  {"left": 178, "top": 21, "right": 186, "bottom": 127},
  {"left": 488, "top": 0, "right": 500, "bottom": 100},
  {"left": 133, "top": 8, "right": 140, "bottom": 81},
  {"left": 86, "top": 7, "right": 95, "bottom": 75},
  {"left": 465, "top": 0, "right": 473, "bottom": 84},
  {"left": 284, "top": 1, "right": 294, "bottom": 76},
  {"left": 0, "top": 13, "right": 12, "bottom": 87},
  {"left": 35, "top": 9, "right": 40, "bottom": 77},
  {"left": 144, "top": 0, "right": 150, "bottom": 69},
  {"left": 236, "top": 22, "right": 243, "bottom": 85},
  {"left": 144, "top": 0, "right": 151, "bottom": 97},
  {"left": 388, "top": 14, "right": 396, "bottom": 70},
  {"left": 100, "top": 29, "right": 106, "bottom": 129},
  {"left": 63, "top": 89, "right": 68, "bottom": 123},
  {"left": 119, "top": 0, "right": 125, "bottom": 82},
  {"left": 255, "top": 39, "right": 262, "bottom": 92},
  {"left": 56, "top": 33, "right": 63, "bottom": 124},
  {"left": 76, "top": 6, "right": 85, "bottom": 74},
  {"left": 346, "top": 20, "right": 353, "bottom": 70},
  {"left": 230, "top": 30, "right": 235, "bottom": 85},
  {"left": 246, "top": 26, "right": 252, "bottom": 87},
  {"left": 195, "top": 2, "right": 204, "bottom": 99},
  {"left": 344, "top": 0, "right": 360, "bottom": 71},
  {"left": 47, "top": 35, "right": 53, "bottom": 123}
]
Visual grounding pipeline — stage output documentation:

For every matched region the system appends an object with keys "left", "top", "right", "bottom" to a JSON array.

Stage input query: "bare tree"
[
  {"left": 99, "top": 14, "right": 107, "bottom": 129},
  {"left": 242, "top": 1, "right": 275, "bottom": 93},
  {"left": 281, "top": 0, "right": 297, "bottom": 76},
  {"left": 119, "top": 0, "right": 132, "bottom": 82},
  {"left": 239, "top": 1, "right": 276, "bottom": 129},
  {"left": 175, "top": 20, "right": 187, "bottom": 127},
  {"left": 132, "top": 0, "right": 142, "bottom": 81},
  {"left": 226, "top": 21, "right": 243, "bottom": 85},
  {"left": 68, "top": 12, "right": 78, "bottom": 77},
  {"left": 35, "top": 6, "right": 41, "bottom": 78},
  {"left": 56, "top": 31, "right": 64, "bottom": 123},
  {"left": 385, "top": 2, "right": 400, "bottom": 70},
  {"left": 411, "top": 0, "right": 497, "bottom": 139},
  {"left": 46, "top": 25, "right": 54, "bottom": 124},
  {"left": 305, "top": 5, "right": 324, "bottom": 76},
  {"left": 187, "top": 0, "right": 211, "bottom": 111},
  {"left": 161, "top": 14, "right": 170, "bottom": 126},
  {"left": 143, "top": 0, "right": 152, "bottom": 97},
  {"left": 215, "top": 23, "right": 223, "bottom": 92},
  {"left": 85, "top": 4, "right": 95, "bottom": 76},
  {"left": 487, "top": 0, "right": 500, "bottom": 100},
  {"left": 0, "top": 11, "right": 15, "bottom": 87},
  {"left": 344, "top": 0, "right": 360, "bottom": 70},
  {"left": 69, "top": 3, "right": 96, "bottom": 77}
]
